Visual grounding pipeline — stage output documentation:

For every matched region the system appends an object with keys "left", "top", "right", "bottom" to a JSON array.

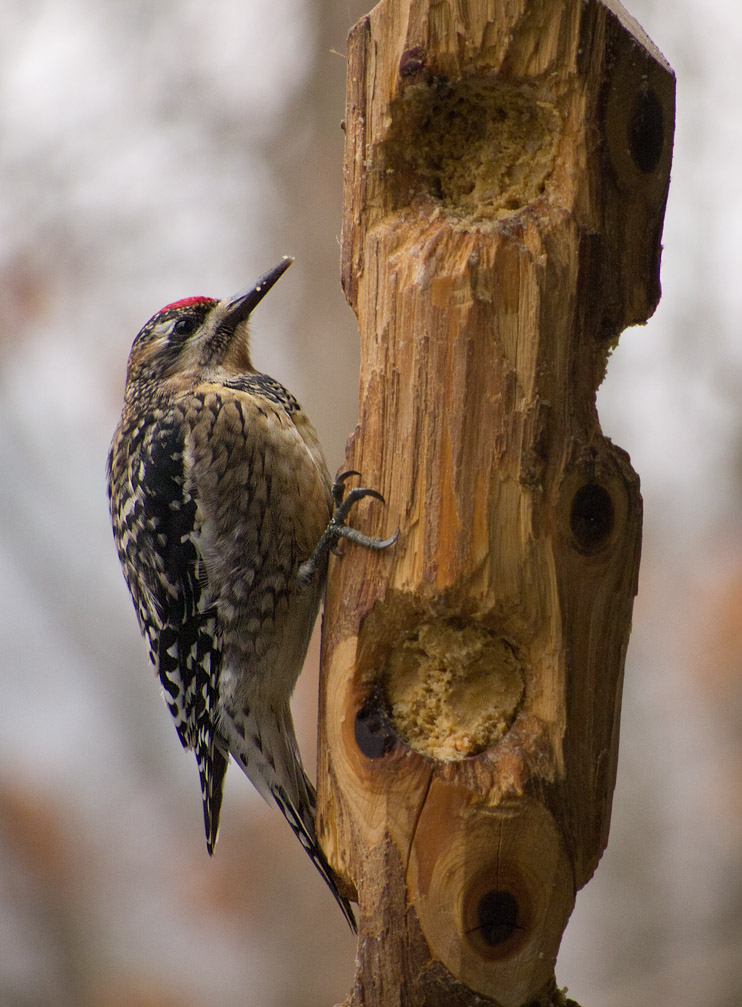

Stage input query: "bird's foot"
[{"left": 298, "top": 470, "right": 398, "bottom": 587}]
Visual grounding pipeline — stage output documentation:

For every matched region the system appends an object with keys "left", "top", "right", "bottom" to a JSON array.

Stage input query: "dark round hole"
[
  {"left": 476, "top": 890, "right": 519, "bottom": 946},
  {"left": 628, "top": 88, "right": 664, "bottom": 174},
  {"left": 354, "top": 703, "right": 396, "bottom": 759},
  {"left": 570, "top": 483, "right": 615, "bottom": 550}
]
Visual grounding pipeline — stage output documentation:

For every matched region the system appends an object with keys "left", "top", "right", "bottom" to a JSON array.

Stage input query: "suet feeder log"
[{"left": 318, "top": 1, "right": 674, "bottom": 1004}]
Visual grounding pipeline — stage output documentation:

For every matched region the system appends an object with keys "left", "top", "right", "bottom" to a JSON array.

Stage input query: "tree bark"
[{"left": 318, "top": 2, "right": 674, "bottom": 1004}]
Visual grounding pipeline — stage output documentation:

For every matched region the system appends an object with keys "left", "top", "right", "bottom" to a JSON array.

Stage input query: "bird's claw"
[
  {"left": 298, "top": 472, "right": 398, "bottom": 588},
  {"left": 330, "top": 474, "right": 396, "bottom": 551},
  {"left": 332, "top": 470, "right": 362, "bottom": 507}
]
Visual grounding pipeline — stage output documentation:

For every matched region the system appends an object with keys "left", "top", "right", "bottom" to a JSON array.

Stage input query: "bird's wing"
[{"left": 108, "top": 407, "right": 227, "bottom": 852}]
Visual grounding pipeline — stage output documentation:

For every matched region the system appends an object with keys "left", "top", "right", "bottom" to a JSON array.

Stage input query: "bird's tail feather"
[
  {"left": 223, "top": 701, "right": 357, "bottom": 931},
  {"left": 196, "top": 724, "right": 228, "bottom": 855},
  {"left": 270, "top": 779, "right": 357, "bottom": 932}
]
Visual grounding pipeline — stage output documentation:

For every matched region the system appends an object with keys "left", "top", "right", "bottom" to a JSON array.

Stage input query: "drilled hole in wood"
[
  {"left": 384, "top": 620, "right": 524, "bottom": 761},
  {"left": 570, "top": 483, "right": 615, "bottom": 551},
  {"left": 380, "top": 77, "right": 561, "bottom": 221},
  {"left": 476, "top": 890, "right": 520, "bottom": 947},
  {"left": 354, "top": 701, "right": 396, "bottom": 759},
  {"left": 461, "top": 861, "right": 536, "bottom": 963},
  {"left": 628, "top": 87, "right": 664, "bottom": 173}
]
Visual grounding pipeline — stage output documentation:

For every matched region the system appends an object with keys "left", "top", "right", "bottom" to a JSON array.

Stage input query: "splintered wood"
[{"left": 318, "top": 2, "right": 674, "bottom": 1005}]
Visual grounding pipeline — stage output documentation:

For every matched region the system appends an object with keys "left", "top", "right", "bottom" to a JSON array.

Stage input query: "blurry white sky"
[{"left": 0, "top": 0, "right": 740, "bottom": 1005}]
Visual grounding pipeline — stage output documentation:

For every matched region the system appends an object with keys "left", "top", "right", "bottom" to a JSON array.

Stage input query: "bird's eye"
[{"left": 172, "top": 317, "right": 197, "bottom": 337}]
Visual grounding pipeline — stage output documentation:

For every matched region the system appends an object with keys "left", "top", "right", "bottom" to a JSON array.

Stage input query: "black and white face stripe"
[{"left": 127, "top": 299, "right": 216, "bottom": 377}]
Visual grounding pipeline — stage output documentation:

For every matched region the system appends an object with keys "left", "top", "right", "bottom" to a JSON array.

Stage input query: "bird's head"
[{"left": 124, "top": 257, "right": 293, "bottom": 389}]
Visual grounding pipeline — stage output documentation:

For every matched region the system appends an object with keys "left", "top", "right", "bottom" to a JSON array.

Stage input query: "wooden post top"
[{"left": 319, "top": 2, "right": 674, "bottom": 1004}]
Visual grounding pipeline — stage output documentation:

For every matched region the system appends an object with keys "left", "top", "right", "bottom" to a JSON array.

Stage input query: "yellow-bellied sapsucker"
[{"left": 106, "top": 257, "right": 395, "bottom": 930}]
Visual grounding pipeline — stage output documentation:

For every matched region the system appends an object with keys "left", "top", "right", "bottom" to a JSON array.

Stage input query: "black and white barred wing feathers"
[{"left": 107, "top": 403, "right": 227, "bottom": 853}]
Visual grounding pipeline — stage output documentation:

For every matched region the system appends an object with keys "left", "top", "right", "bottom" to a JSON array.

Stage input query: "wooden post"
[{"left": 318, "top": 1, "right": 674, "bottom": 1004}]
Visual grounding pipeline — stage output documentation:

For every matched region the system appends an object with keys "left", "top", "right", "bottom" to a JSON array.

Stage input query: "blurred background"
[{"left": 0, "top": 0, "right": 740, "bottom": 1004}]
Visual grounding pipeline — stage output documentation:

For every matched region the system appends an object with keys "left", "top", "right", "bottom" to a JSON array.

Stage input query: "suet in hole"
[
  {"left": 379, "top": 75, "right": 561, "bottom": 222},
  {"left": 383, "top": 619, "right": 524, "bottom": 761}
]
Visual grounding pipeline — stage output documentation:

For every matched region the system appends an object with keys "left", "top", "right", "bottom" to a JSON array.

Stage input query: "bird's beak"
[{"left": 223, "top": 257, "right": 294, "bottom": 327}]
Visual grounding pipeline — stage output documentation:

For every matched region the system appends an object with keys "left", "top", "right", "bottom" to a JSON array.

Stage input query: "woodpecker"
[{"left": 107, "top": 257, "right": 395, "bottom": 931}]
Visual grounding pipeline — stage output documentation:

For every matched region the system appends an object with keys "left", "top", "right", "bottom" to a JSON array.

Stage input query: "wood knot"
[{"left": 399, "top": 45, "right": 428, "bottom": 79}]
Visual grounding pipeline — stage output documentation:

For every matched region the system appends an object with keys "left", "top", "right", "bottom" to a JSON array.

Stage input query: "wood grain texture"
[{"left": 318, "top": 1, "right": 674, "bottom": 1003}]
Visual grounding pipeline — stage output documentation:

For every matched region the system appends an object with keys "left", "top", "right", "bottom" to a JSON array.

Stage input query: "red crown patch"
[{"left": 159, "top": 296, "right": 216, "bottom": 313}]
